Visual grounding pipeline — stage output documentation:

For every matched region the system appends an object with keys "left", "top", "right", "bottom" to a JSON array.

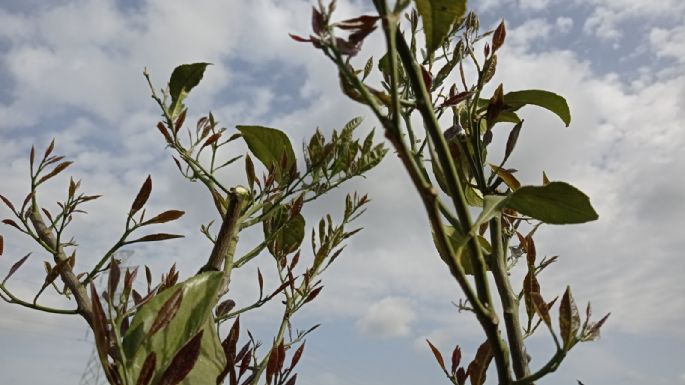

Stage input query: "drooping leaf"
[
  {"left": 559, "top": 286, "right": 581, "bottom": 349},
  {"left": 124, "top": 272, "right": 226, "bottom": 385},
  {"left": 236, "top": 125, "right": 296, "bottom": 182},
  {"left": 503, "top": 90, "right": 571, "bottom": 127},
  {"left": 415, "top": 0, "right": 468, "bottom": 56},
  {"left": 505, "top": 182, "right": 598, "bottom": 224},
  {"left": 168, "top": 63, "right": 211, "bottom": 118}
]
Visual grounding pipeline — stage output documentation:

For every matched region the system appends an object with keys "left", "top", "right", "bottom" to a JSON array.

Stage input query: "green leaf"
[
  {"left": 168, "top": 63, "right": 211, "bottom": 118},
  {"left": 432, "top": 226, "right": 491, "bottom": 275},
  {"left": 471, "top": 195, "right": 506, "bottom": 232},
  {"left": 263, "top": 204, "right": 305, "bottom": 256},
  {"left": 505, "top": 182, "right": 598, "bottom": 224},
  {"left": 123, "top": 272, "right": 225, "bottom": 385},
  {"left": 236, "top": 125, "right": 296, "bottom": 182},
  {"left": 415, "top": 0, "right": 467, "bottom": 56},
  {"left": 503, "top": 90, "right": 571, "bottom": 127}
]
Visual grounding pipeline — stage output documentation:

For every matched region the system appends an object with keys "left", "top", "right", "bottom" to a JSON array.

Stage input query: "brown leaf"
[
  {"left": 37, "top": 161, "right": 73, "bottom": 186},
  {"left": 559, "top": 286, "right": 580, "bottom": 349},
  {"left": 492, "top": 20, "right": 506, "bottom": 52},
  {"left": 451, "top": 345, "right": 462, "bottom": 375},
  {"left": 421, "top": 65, "right": 433, "bottom": 92},
  {"left": 130, "top": 175, "right": 152, "bottom": 215},
  {"left": 257, "top": 268, "right": 264, "bottom": 298},
  {"left": 0, "top": 194, "right": 15, "bottom": 213},
  {"left": 245, "top": 155, "right": 256, "bottom": 191},
  {"left": 503, "top": 121, "right": 523, "bottom": 164},
  {"left": 90, "top": 285, "right": 110, "bottom": 357},
  {"left": 426, "top": 339, "right": 446, "bottom": 372},
  {"left": 1, "top": 219, "right": 20, "bottom": 230},
  {"left": 158, "top": 330, "right": 204, "bottom": 385},
  {"left": 108, "top": 259, "right": 121, "bottom": 299},
  {"left": 523, "top": 271, "right": 540, "bottom": 320},
  {"left": 525, "top": 234, "right": 536, "bottom": 266},
  {"left": 0, "top": 235, "right": 3, "bottom": 256},
  {"left": 441, "top": 92, "right": 473, "bottom": 108},
  {"left": 157, "top": 122, "right": 174, "bottom": 144},
  {"left": 486, "top": 83, "right": 504, "bottom": 123},
  {"left": 531, "top": 292, "right": 552, "bottom": 327},
  {"left": 143, "top": 210, "right": 185, "bottom": 225},
  {"left": 303, "top": 286, "right": 323, "bottom": 304},
  {"left": 239, "top": 348, "right": 252, "bottom": 377},
  {"left": 290, "top": 342, "right": 305, "bottom": 369},
  {"left": 127, "top": 233, "right": 184, "bottom": 244},
  {"left": 149, "top": 288, "right": 183, "bottom": 336},
  {"left": 174, "top": 108, "right": 187, "bottom": 131},
  {"left": 2, "top": 253, "right": 31, "bottom": 284},
  {"left": 202, "top": 133, "right": 222, "bottom": 149},
  {"left": 284, "top": 374, "right": 298, "bottom": 385},
  {"left": 216, "top": 299, "right": 236, "bottom": 317},
  {"left": 311, "top": 6, "right": 324, "bottom": 34},
  {"left": 44, "top": 139, "right": 55, "bottom": 159},
  {"left": 136, "top": 352, "right": 156, "bottom": 385},
  {"left": 468, "top": 340, "right": 493, "bottom": 385},
  {"left": 30, "top": 146, "right": 35, "bottom": 168},
  {"left": 586, "top": 313, "right": 611, "bottom": 340}
]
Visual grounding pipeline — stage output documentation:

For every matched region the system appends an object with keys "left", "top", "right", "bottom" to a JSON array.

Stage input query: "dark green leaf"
[
  {"left": 415, "top": 0, "right": 468, "bottom": 55},
  {"left": 236, "top": 125, "right": 296, "bottom": 182},
  {"left": 168, "top": 63, "right": 211, "bottom": 118},
  {"left": 503, "top": 90, "right": 571, "bottom": 127},
  {"left": 505, "top": 182, "right": 598, "bottom": 224}
]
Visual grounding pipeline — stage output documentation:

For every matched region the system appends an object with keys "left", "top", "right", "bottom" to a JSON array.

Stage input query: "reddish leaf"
[
  {"left": 337, "top": 15, "right": 379, "bottom": 30},
  {"left": 531, "top": 292, "right": 552, "bottom": 327},
  {"left": 257, "top": 268, "right": 264, "bottom": 298},
  {"left": 451, "top": 345, "right": 462, "bottom": 375},
  {"left": 311, "top": 6, "right": 324, "bottom": 34},
  {"left": 0, "top": 194, "right": 15, "bottom": 213},
  {"left": 157, "top": 122, "right": 174, "bottom": 143},
  {"left": 44, "top": 139, "right": 55, "bottom": 159},
  {"left": 216, "top": 299, "right": 236, "bottom": 317},
  {"left": 526, "top": 234, "right": 536, "bottom": 266},
  {"left": 143, "top": 210, "right": 185, "bottom": 225},
  {"left": 239, "top": 348, "right": 252, "bottom": 376},
  {"left": 442, "top": 91, "right": 473, "bottom": 108},
  {"left": 426, "top": 339, "right": 446, "bottom": 372},
  {"left": 136, "top": 352, "right": 156, "bottom": 385},
  {"left": 290, "top": 342, "right": 305, "bottom": 369},
  {"left": 0, "top": 235, "right": 3, "bottom": 256},
  {"left": 202, "top": 133, "right": 222, "bottom": 148},
  {"left": 108, "top": 259, "right": 121, "bottom": 299},
  {"left": 303, "top": 286, "right": 323, "bottom": 304},
  {"left": 492, "top": 20, "right": 506, "bottom": 52},
  {"left": 1, "top": 219, "right": 20, "bottom": 230},
  {"left": 130, "top": 175, "right": 152, "bottom": 215},
  {"left": 90, "top": 285, "right": 110, "bottom": 357},
  {"left": 36, "top": 161, "right": 73, "bottom": 186},
  {"left": 284, "top": 374, "right": 298, "bottom": 385},
  {"left": 288, "top": 33, "right": 312, "bottom": 43},
  {"left": 127, "top": 233, "right": 184, "bottom": 244},
  {"left": 586, "top": 313, "right": 611, "bottom": 340},
  {"left": 2, "top": 253, "right": 30, "bottom": 284},
  {"left": 174, "top": 108, "right": 187, "bottom": 131},
  {"left": 158, "top": 330, "right": 204, "bottom": 385},
  {"left": 421, "top": 65, "right": 433, "bottom": 92},
  {"left": 523, "top": 271, "right": 540, "bottom": 320},
  {"left": 456, "top": 367, "right": 467, "bottom": 385},
  {"left": 559, "top": 286, "right": 581, "bottom": 349},
  {"left": 149, "top": 288, "right": 183, "bottom": 336}
]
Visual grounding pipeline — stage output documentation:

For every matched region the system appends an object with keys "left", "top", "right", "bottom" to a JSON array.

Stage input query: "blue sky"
[{"left": 0, "top": 0, "right": 684, "bottom": 384}]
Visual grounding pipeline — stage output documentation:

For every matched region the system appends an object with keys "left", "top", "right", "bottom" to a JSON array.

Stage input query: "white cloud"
[
  {"left": 650, "top": 25, "right": 685, "bottom": 63},
  {"left": 356, "top": 297, "right": 416, "bottom": 338},
  {"left": 520, "top": 0, "right": 552, "bottom": 11},
  {"left": 555, "top": 16, "right": 574, "bottom": 34},
  {"left": 508, "top": 18, "right": 553, "bottom": 46}
]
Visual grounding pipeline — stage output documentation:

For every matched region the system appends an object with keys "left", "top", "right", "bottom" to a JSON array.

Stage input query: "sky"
[{"left": 0, "top": 0, "right": 684, "bottom": 384}]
